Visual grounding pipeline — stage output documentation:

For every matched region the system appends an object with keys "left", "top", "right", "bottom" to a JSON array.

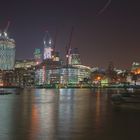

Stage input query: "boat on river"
[
  {"left": 0, "top": 88, "right": 20, "bottom": 95},
  {"left": 0, "top": 90, "right": 12, "bottom": 95},
  {"left": 111, "top": 93, "right": 140, "bottom": 110}
]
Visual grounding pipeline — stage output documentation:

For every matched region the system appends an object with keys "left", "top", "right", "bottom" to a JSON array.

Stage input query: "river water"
[{"left": 0, "top": 88, "right": 140, "bottom": 140}]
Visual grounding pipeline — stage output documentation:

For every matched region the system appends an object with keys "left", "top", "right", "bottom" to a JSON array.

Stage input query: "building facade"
[
  {"left": 0, "top": 31, "right": 16, "bottom": 70},
  {"left": 69, "top": 48, "right": 81, "bottom": 65},
  {"left": 35, "top": 60, "right": 91, "bottom": 87},
  {"left": 15, "top": 59, "right": 36, "bottom": 68},
  {"left": 34, "top": 48, "right": 42, "bottom": 65}
]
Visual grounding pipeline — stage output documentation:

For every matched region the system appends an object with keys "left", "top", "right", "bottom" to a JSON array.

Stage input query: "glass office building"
[{"left": 0, "top": 31, "right": 16, "bottom": 70}]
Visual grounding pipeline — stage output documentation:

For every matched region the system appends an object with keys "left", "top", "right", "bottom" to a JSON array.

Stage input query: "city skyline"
[{"left": 0, "top": 0, "right": 140, "bottom": 69}]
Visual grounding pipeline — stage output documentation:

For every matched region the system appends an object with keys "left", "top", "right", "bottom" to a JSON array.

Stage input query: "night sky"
[{"left": 0, "top": 0, "right": 140, "bottom": 69}]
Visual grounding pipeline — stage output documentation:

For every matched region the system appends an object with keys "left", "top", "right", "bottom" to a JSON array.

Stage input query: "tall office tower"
[
  {"left": 34, "top": 48, "right": 42, "bottom": 65},
  {"left": 0, "top": 31, "right": 16, "bottom": 70},
  {"left": 68, "top": 48, "right": 81, "bottom": 65},
  {"left": 43, "top": 31, "right": 53, "bottom": 60}
]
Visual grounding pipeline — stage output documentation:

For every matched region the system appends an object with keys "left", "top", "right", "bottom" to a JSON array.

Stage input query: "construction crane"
[
  {"left": 53, "top": 27, "right": 58, "bottom": 52},
  {"left": 4, "top": 21, "right": 10, "bottom": 37},
  {"left": 66, "top": 27, "right": 74, "bottom": 66}
]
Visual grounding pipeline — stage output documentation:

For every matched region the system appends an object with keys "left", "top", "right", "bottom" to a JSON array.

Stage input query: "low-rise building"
[{"left": 35, "top": 59, "right": 91, "bottom": 87}]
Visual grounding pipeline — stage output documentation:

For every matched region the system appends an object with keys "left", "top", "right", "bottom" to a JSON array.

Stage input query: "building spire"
[{"left": 43, "top": 31, "right": 53, "bottom": 60}]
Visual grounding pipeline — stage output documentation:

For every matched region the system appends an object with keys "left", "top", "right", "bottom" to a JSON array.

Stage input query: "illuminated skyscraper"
[
  {"left": 0, "top": 31, "right": 16, "bottom": 70},
  {"left": 43, "top": 31, "right": 53, "bottom": 60}
]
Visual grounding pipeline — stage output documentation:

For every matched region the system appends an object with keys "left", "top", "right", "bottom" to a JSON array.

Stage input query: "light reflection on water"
[{"left": 0, "top": 88, "right": 140, "bottom": 140}]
